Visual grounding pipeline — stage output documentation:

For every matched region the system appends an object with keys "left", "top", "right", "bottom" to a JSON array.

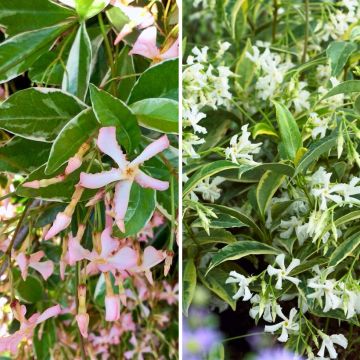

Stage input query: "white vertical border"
[{"left": 178, "top": 0, "right": 183, "bottom": 358}]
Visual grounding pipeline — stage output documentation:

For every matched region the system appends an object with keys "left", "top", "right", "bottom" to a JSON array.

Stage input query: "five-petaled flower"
[{"left": 79, "top": 127, "right": 170, "bottom": 233}]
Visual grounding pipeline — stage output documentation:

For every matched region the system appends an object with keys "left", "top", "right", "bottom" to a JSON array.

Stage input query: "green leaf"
[
  {"left": 273, "top": 101, "right": 302, "bottom": 160},
  {"left": 33, "top": 319, "right": 57, "bottom": 360},
  {"left": 183, "top": 258, "right": 196, "bottom": 316},
  {"left": 208, "top": 343, "right": 225, "bottom": 360},
  {"left": 0, "top": 23, "right": 70, "bottom": 83},
  {"left": 62, "top": 23, "right": 92, "bottom": 100},
  {"left": 237, "top": 162, "right": 294, "bottom": 181},
  {"left": 128, "top": 59, "right": 179, "bottom": 104},
  {"left": 16, "top": 274, "right": 44, "bottom": 303},
  {"left": 326, "top": 41, "right": 357, "bottom": 77},
  {"left": 192, "top": 210, "right": 248, "bottom": 229},
  {"left": 46, "top": 108, "right": 99, "bottom": 174},
  {"left": 207, "top": 240, "right": 280, "bottom": 274},
  {"left": 256, "top": 170, "right": 286, "bottom": 219},
  {"left": 235, "top": 39, "right": 255, "bottom": 89},
  {"left": 295, "top": 134, "right": 337, "bottom": 175},
  {"left": 224, "top": 0, "right": 247, "bottom": 39},
  {"left": 0, "top": 0, "right": 74, "bottom": 36},
  {"left": 0, "top": 88, "right": 86, "bottom": 141},
  {"left": 290, "top": 257, "right": 328, "bottom": 276},
  {"left": 355, "top": 95, "right": 360, "bottom": 114},
  {"left": 199, "top": 267, "right": 237, "bottom": 311},
  {"left": 329, "top": 231, "right": 360, "bottom": 267},
  {"left": 130, "top": 98, "right": 178, "bottom": 134},
  {"left": 89, "top": 84, "right": 141, "bottom": 153},
  {"left": 105, "top": 6, "right": 129, "bottom": 32},
  {"left": 113, "top": 183, "right": 156, "bottom": 237},
  {"left": 321, "top": 80, "right": 360, "bottom": 100},
  {"left": 185, "top": 229, "right": 237, "bottom": 246},
  {"left": 184, "top": 160, "right": 239, "bottom": 197},
  {"left": 75, "top": 0, "right": 109, "bottom": 19},
  {"left": 0, "top": 136, "right": 51, "bottom": 174}
]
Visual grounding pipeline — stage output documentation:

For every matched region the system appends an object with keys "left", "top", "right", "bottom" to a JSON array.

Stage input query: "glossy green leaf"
[
  {"left": 192, "top": 211, "right": 248, "bottom": 229},
  {"left": 130, "top": 98, "right": 178, "bottom": 134},
  {"left": 208, "top": 343, "right": 225, "bottom": 360},
  {"left": 16, "top": 274, "right": 44, "bottom": 303},
  {"left": 238, "top": 162, "right": 294, "bottom": 181},
  {"left": 184, "top": 160, "right": 239, "bottom": 197},
  {"left": 256, "top": 170, "right": 286, "bottom": 219},
  {"left": 46, "top": 108, "right": 99, "bottom": 174},
  {"left": 355, "top": 95, "right": 360, "bottom": 114},
  {"left": 105, "top": 6, "right": 129, "bottom": 32},
  {"left": 273, "top": 101, "right": 302, "bottom": 160},
  {"left": 199, "top": 267, "right": 237, "bottom": 311},
  {"left": 224, "top": 0, "right": 247, "bottom": 39},
  {"left": 0, "top": 88, "right": 86, "bottom": 141},
  {"left": 186, "top": 229, "right": 237, "bottom": 246},
  {"left": 16, "top": 161, "right": 99, "bottom": 202},
  {"left": 75, "top": 0, "right": 110, "bottom": 19},
  {"left": 62, "top": 23, "right": 92, "bottom": 100},
  {"left": 0, "top": 136, "right": 51, "bottom": 174},
  {"left": 0, "top": 23, "right": 70, "bottom": 83},
  {"left": 235, "top": 39, "right": 255, "bottom": 89},
  {"left": 0, "top": 0, "right": 75, "bottom": 36},
  {"left": 326, "top": 41, "right": 357, "bottom": 76},
  {"left": 207, "top": 240, "right": 280, "bottom": 274},
  {"left": 89, "top": 84, "right": 141, "bottom": 153},
  {"left": 113, "top": 183, "right": 156, "bottom": 237},
  {"left": 295, "top": 134, "right": 337, "bottom": 175},
  {"left": 183, "top": 258, "right": 197, "bottom": 316},
  {"left": 128, "top": 59, "right": 179, "bottom": 104},
  {"left": 329, "top": 231, "right": 360, "bottom": 267},
  {"left": 321, "top": 80, "right": 360, "bottom": 100},
  {"left": 33, "top": 319, "right": 56, "bottom": 360}
]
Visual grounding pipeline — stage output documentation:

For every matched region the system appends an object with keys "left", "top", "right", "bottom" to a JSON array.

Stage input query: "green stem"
[
  {"left": 168, "top": 176, "right": 176, "bottom": 250},
  {"left": 302, "top": 0, "right": 309, "bottom": 63},
  {"left": 272, "top": 0, "right": 278, "bottom": 42},
  {"left": 75, "top": 263, "right": 87, "bottom": 360}
]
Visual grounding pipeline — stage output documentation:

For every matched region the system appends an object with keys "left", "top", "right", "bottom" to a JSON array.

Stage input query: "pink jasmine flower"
[
  {"left": 79, "top": 127, "right": 170, "bottom": 232},
  {"left": 76, "top": 285, "right": 89, "bottom": 338},
  {"left": 129, "top": 26, "right": 179, "bottom": 62},
  {"left": 45, "top": 185, "right": 84, "bottom": 240},
  {"left": 130, "top": 246, "right": 166, "bottom": 284},
  {"left": 159, "top": 282, "right": 179, "bottom": 305},
  {"left": 0, "top": 301, "right": 61, "bottom": 355},
  {"left": 105, "top": 294, "right": 121, "bottom": 321},
  {"left": 16, "top": 251, "right": 54, "bottom": 281},
  {"left": 111, "top": 1, "right": 154, "bottom": 45},
  {"left": 124, "top": 334, "right": 152, "bottom": 360}
]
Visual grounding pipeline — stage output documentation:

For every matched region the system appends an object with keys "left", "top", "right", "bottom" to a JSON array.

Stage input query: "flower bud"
[{"left": 105, "top": 295, "right": 120, "bottom": 321}]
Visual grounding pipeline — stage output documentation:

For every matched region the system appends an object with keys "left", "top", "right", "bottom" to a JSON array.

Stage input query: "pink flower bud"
[
  {"left": 105, "top": 295, "right": 120, "bottom": 322},
  {"left": 65, "top": 156, "right": 82, "bottom": 175},
  {"left": 76, "top": 313, "right": 89, "bottom": 338},
  {"left": 22, "top": 180, "right": 40, "bottom": 189},
  {"left": 44, "top": 212, "right": 71, "bottom": 240}
]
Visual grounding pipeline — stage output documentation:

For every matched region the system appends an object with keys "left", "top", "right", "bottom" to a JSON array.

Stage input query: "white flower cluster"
[{"left": 227, "top": 254, "right": 356, "bottom": 359}]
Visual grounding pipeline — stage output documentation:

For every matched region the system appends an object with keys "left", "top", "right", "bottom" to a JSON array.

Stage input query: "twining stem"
[
  {"left": 272, "top": 0, "right": 278, "bottom": 42},
  {"left": 222, "top": 331, "right": 265, "bottom": 343},
  {"left": 302, "top": 0, "right": 309, "bottom": 63},
  {"left": 98, "top": 14, "right": 117, "bottom": 95},
  {"left": 75, "top": 263, "right": 87, "bottom": 360},
  {"left": 168, "top": 176, "right": 176, "bottom": 250}
]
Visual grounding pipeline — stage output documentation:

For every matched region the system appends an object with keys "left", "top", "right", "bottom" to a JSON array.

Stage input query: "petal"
[
  {"left": 142, "top": 246, "right": 166, "bottom": 269},
  {"left": 100, "top": 227, "right": 119, "bottom": 257},
  {"left": 44, "top": 213, "right": 71, "bottom": 240},
  {"left": 97, "top": 127, "right": 127, "bottom": 169},
  {"left": 16, "top": 253, "right": 28, "bottom": 280},
  {"left": 68, "top": 237, "right": 91, "bottom": 265},
  {"left": 267, "top": 265, "right": 279, "bottom": 277},
  {"left": 109, "top": 247, "right": 138, "bottom": 270},
  {"left": 287, "top": 258, "right": 300, "bottom": 273},
  {"left": 331, "top": 334, "right": 348, "bottom": 349},
  {"left": 161, "top": 38, "right": 179, "bottom": 60},
  {"left": 114, "top": 180, "right": 133, "bottom": 232},
  {"left": 114, "top": 23, "right": 132, "bottom": 45},
  {"left": 131, "top": 135, "right": 170, "bottom": 166},
  {"left": 135, "top": 171, "right": 169, "bottom": 191},
  {"left": 129, "top": 26, "right": 160, "bottom": 60},
  {"left": 275, "top": 253, "right": 286, "bottom": 270},
  {"left": 36, "top": 305, "right": 61, "bottom": 324},
  {"left": 79, "top": 168, "right": 122, "bottom": 189},
  {"left": 105, "top": 295, "right": 120, "bottom": 321},
  {"left": 278, "top": 326, "right": 289, "bottom": 342},
  {"left": 29, "top": 251, "right": 44, "bottom": 263},
  {"left": 264, "top": 322, "right": 283, "bottom": 333},
  {"left": 30, "top": 260, "right": 54, "bottom": 281}
]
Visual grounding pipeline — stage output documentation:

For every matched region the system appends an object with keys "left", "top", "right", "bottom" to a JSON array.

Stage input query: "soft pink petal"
[
  {"left": 65, "top": 156, "right": 82, "bottom": 175},
  {"left": 97, "top": 127, "right": 127, "bottom": 169},
  {"left": 135, "top": 171, "right": 169, "bottom": 191},
  {"left": 76, "top": 313, "right": 89, "bottom": 338},
  {"left": 100, "top": 227, "right": 119, "bottom": 258},
  {"left": 142, "top": 246, "right": 166, "bottom": 269},
  {"left": 45, "top": 213, "right": 71, "bottom": 240},
  {"left": 129, "top": 26, "right": 160, "bottom": 60},
  {"left": 131, "top": 135, "right": 170, "bottom": 166},
  {"left": 36, "top": 305, "right": 61, "bottom": 324},
  {"left": 79, "top": 168, "right": 122, "bottom": 189},
  {"left": 30, "top": 260, "right": 54, "bottom": 281},
  {"left": 108, "top": 247, "right": 138, "bottom": 270},
  {"left": 105, "top": 295, "right": 120, "bottom": 321},
  {"left": 68, "top": 237, "right": 91, "bottom": 265},
  {"left": 0, "top": 331, "right": 25, "bottom": 355},
  {"left": 161, "top": 38, "right": 179, "bottom": 60},
  {"left": 114, "top": 180, "right": 133, "bottom": 232},
  {"left": 16, "top": 253, "right": 28, "bottom": 280},
  {"left": 114, "top": 24, "right": 132, "bottom": 45}
]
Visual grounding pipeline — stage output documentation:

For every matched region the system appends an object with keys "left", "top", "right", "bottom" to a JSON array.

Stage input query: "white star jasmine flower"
[
  {"left": 226, "top": 271, "right": 253, "bottom": 301},
  {"left": 330, "top": 177, "right": 360, "bottom": 207},
  {"left": 267, "top": 254, "right": 301, "bottom": 290},
  {"left": 264, "top": 307, "right": 299, "bottom": 342},
  {"left": 279, "top": 216, "right": 303, "bottom": 239},
  {"left": 317, "top": 333, "right": 348, "bottom": 359},
  {"left": 225, "top": 124, "right": 262, "bottom": 164},
  {"left": 249, "top": 294, "right": 278, "bottom": 322},
  {"left": 194, "top": 176, "right": 225, "bottom": 203},
  {"left": 309, "top": 113, "right": 330, "bottom": 139}
]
